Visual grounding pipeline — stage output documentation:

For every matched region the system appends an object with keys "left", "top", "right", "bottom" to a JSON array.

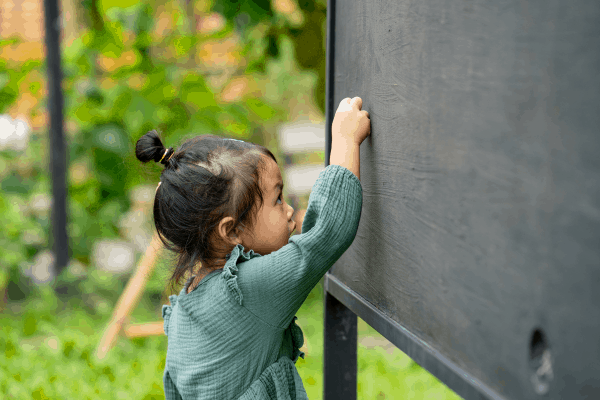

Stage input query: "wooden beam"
[
  {"left": 124, "top": 321, "right": 165, "bottom": 338},
  {"left": 95, "top": 233, "right": 162, "bottom": 360}
]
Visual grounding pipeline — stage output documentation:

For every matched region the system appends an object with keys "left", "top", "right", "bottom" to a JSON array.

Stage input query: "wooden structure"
[
  {"left": 95, "top": 234, "right": 165, "bottom": 360},
  {"left": 323, "top": 0, "right": 600, "bottom": 399}
]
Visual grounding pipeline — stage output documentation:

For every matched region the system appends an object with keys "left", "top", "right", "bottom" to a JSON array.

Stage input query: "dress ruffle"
[
  {"left": 237, "top": 356, "right": 308, "bottom": 400},
  {"left": 221, "top": 243, "right": 261, "bottom": 306},
  {"left": 289, "top": 316, "right": 305, "bottom": 363},
  {"left": 161, "top": 294, "right": 178, "bottom": 336}
]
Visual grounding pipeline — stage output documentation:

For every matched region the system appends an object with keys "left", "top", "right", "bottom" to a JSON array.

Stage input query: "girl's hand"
[
  {"left": 292, "top": 209, "right": 307, "bottom": 234},
  {"left": 331, "top": 97, "right": 371, "bottom": 146}
]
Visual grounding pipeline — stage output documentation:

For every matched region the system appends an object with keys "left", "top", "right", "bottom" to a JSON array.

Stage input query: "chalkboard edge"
[{"left": 324, "top": 0, "right": 335, "bottom": 168}]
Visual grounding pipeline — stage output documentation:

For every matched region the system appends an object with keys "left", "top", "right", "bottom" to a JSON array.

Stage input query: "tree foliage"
[{"left": 0, "top": 0, "right": 327, "bottom": 299}]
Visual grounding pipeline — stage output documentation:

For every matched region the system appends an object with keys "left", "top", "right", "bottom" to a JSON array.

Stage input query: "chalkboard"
[{"left": 323, "top": 0, "right": 600, "bottom": 399}]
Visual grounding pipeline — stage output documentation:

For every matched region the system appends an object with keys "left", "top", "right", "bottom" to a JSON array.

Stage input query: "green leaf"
[
  {"left": 218, "top": 108, "right": 250, "bottom": 137},
  {"left": 22, "top": 313, "right": 37, "bottom": 337},
  {"left": 99, "top": 0, "right": 139, "bottom": 16},
  {"left": 141, "top": 70, "right": 175, "bottom": 104},
  {"left": 63, "top": 35, "right": 86, "bottom": 63},
  {"left": 173, "top": 36, "right": 195, "bottom": 58},
  {"left": 161, "top": 99, "right": 190, "bottom": 133},
  {"left": 212, "top": 0, "right": 274, "bottom": 28},
  {"left": 246, "top": 98, "right": 277, "bottom": 120},
  {"left": 180, "top": 74, "right": 217, "bottom": 111},
  {"left": 0, "top": 268, "right": 8, "bottom": 291},
  {"left": 97, "top": 199, "right": 125, "bottom": 228},
  {"left": 100, "top": 39, "right": 124, "bottom": 59},
  {"left": 0, "top": 37, "right": 23, "bottom": 47},
  {"left": 124, "top": 94, "right": 158, "bottom": 135},
  {"left": 0, "top": 73, "right": 9, "bottom": 90},
  {"left": 109, "top": 87, "right": 133, "bottom": 120},
  {"left": 93, "top": 152, "right": 127, "bottom": 196},
  {"left": 1, "top": 174, "right": 31, "bottom": 196},
  {"left": 92, "top": 124, "right": 129, "bottom": 156},
  {"left": 73, "top": 101, "right": 97, "bottom": 129},
  {"left": 0, "top": 71, "right": 19, "bottom": 112}
]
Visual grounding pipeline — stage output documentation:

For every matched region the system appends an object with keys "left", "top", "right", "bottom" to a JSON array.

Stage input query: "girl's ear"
[{"left": 218, "top": 217, "right": 242, "bottom": 245}]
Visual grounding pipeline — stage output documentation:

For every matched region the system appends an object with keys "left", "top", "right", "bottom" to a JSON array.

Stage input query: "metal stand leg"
[{"left": 324, "top": 275, "right": 357, "bottom": 400}]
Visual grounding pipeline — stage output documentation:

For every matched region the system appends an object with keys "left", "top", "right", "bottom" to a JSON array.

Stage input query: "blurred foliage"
[
  {"left": 0, "top": 276, "right": 463, "bottom": 399},
  {"left": 0, "top": 0, "right": 327, "bottom": 300},
  {"left": 0, "top": 4, "right": 463, "bottom": 399}
]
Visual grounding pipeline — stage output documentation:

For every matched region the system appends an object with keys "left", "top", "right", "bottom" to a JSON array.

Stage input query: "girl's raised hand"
[{"left": 331, "top": 97, "right": 371, "bottom": 146}]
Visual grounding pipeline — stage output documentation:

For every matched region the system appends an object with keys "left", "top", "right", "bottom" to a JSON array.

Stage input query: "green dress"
[{"left": 162, "top": 164, "right": 363, "bottom": 399}]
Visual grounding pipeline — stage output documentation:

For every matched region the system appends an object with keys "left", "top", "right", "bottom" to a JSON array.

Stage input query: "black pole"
[
  {"left": 324, "top": 290, "right": 357, "bottom": 399},
  {"left": 43, "top": 0, "right": 69, "bottom": 283},
  {"left": 323, "top": 0, "right": 358, "bottom": 400},
  {"left": 323, "top": 0, "right": 358, "bottom": 397},
  {"left": 324, "top": 0, "right": 335, "bottom": 167}
]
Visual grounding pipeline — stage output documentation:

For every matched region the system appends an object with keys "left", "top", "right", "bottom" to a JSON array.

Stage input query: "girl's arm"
[
  {"left": 293, "top": 96, "right": 368, "bottom": 234},
  {"left": 233, "top": 97, "right": 368, "bottom": 328},
  {"left": 236, "top": 165, "right": 362, "bottom": 330}
]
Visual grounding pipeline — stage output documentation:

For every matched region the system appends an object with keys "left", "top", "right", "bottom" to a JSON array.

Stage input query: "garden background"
[{"left": 0, "top": 0, "right": 462, "bottom": 398}]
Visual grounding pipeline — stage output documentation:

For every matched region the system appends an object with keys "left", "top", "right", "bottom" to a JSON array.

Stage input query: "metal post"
[
  {"left": 324, "top": 0, "right": 335, "bottom": 167},
  {"left": 324, "top": 286, "right": 357, "bottom": 399},
  {"left": 324, "top": 0, "right": 357, "bottom": 396},
  {"left": 43, "top": 0, "right": 69, "bottom": 282}
]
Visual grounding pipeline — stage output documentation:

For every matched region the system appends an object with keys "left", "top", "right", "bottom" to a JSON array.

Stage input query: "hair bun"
[{"left": 135, "top": 130, "right": 174, "bottom": 165}]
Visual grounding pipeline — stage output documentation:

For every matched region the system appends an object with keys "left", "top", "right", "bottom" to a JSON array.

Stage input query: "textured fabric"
[{"left": 162, "top": 165, "right": 363, "bottom": 400}]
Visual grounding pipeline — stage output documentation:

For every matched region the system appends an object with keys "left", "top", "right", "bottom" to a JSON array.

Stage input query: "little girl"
[{"left": 135, "top": 97, "right": 370, "bottom": 399}]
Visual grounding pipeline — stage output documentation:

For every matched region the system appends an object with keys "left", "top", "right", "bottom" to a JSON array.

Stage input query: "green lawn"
[{"left": 0, "top": 274, "right": 461, "bottom": 399}]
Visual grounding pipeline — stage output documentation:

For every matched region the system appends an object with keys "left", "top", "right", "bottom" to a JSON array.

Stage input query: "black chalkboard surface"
[{"left": 323, "top": 0, "right": 600, "bottom": 399}]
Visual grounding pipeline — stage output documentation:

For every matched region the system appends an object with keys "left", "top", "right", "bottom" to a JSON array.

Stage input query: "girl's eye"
[{"left": 277, "top": 193, "right": 283, "bottom": 205}]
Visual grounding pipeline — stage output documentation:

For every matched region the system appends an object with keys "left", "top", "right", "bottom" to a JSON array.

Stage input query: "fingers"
[
  {"left": 361, "top": 110, "right": 371, "bottom": 135},
  {"left": 350, "top": 97, "right": 363, "bottom": 110},
  {"left": 337, "top": 98, "right": 351, "bottom": 112},
  {"left": 338, "top": 97, "right": 363, "bottom": 111}
]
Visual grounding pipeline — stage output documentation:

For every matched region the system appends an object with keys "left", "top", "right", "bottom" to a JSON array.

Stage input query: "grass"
[{"left": 0, "top": 273, "right": 462, "bottom": 399}]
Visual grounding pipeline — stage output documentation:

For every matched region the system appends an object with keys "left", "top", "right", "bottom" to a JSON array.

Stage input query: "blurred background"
[{"left": 0, "top": 0, "right": 461, "bottom": 398}]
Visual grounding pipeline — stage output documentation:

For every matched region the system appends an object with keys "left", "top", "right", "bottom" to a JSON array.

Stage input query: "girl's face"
[{"left": 239, "top": 156, "right": 296, "bottom": 255}]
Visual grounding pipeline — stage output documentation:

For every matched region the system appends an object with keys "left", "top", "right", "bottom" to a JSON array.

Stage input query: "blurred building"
[
  {"left": 0, "top": 0, "right": 43, "bottom": 41},
  {"left": 0, "top": 0, "right": 80, "bottom": 41},
  {"left": 0, "top": 0, "right": 80, "bottom": 131}
]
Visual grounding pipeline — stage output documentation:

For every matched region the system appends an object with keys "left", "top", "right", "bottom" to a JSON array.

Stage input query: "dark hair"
[{"left": 135, "top": 130, "right": 278, "bottom": 294}]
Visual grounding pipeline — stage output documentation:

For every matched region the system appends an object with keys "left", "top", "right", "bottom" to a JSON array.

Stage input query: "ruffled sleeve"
[
  {"left": 162, "top": 294, "right": 178, "bottom": 336},
  {"left": 221, "top": 244, "right": 261, "bottom": 306}
]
